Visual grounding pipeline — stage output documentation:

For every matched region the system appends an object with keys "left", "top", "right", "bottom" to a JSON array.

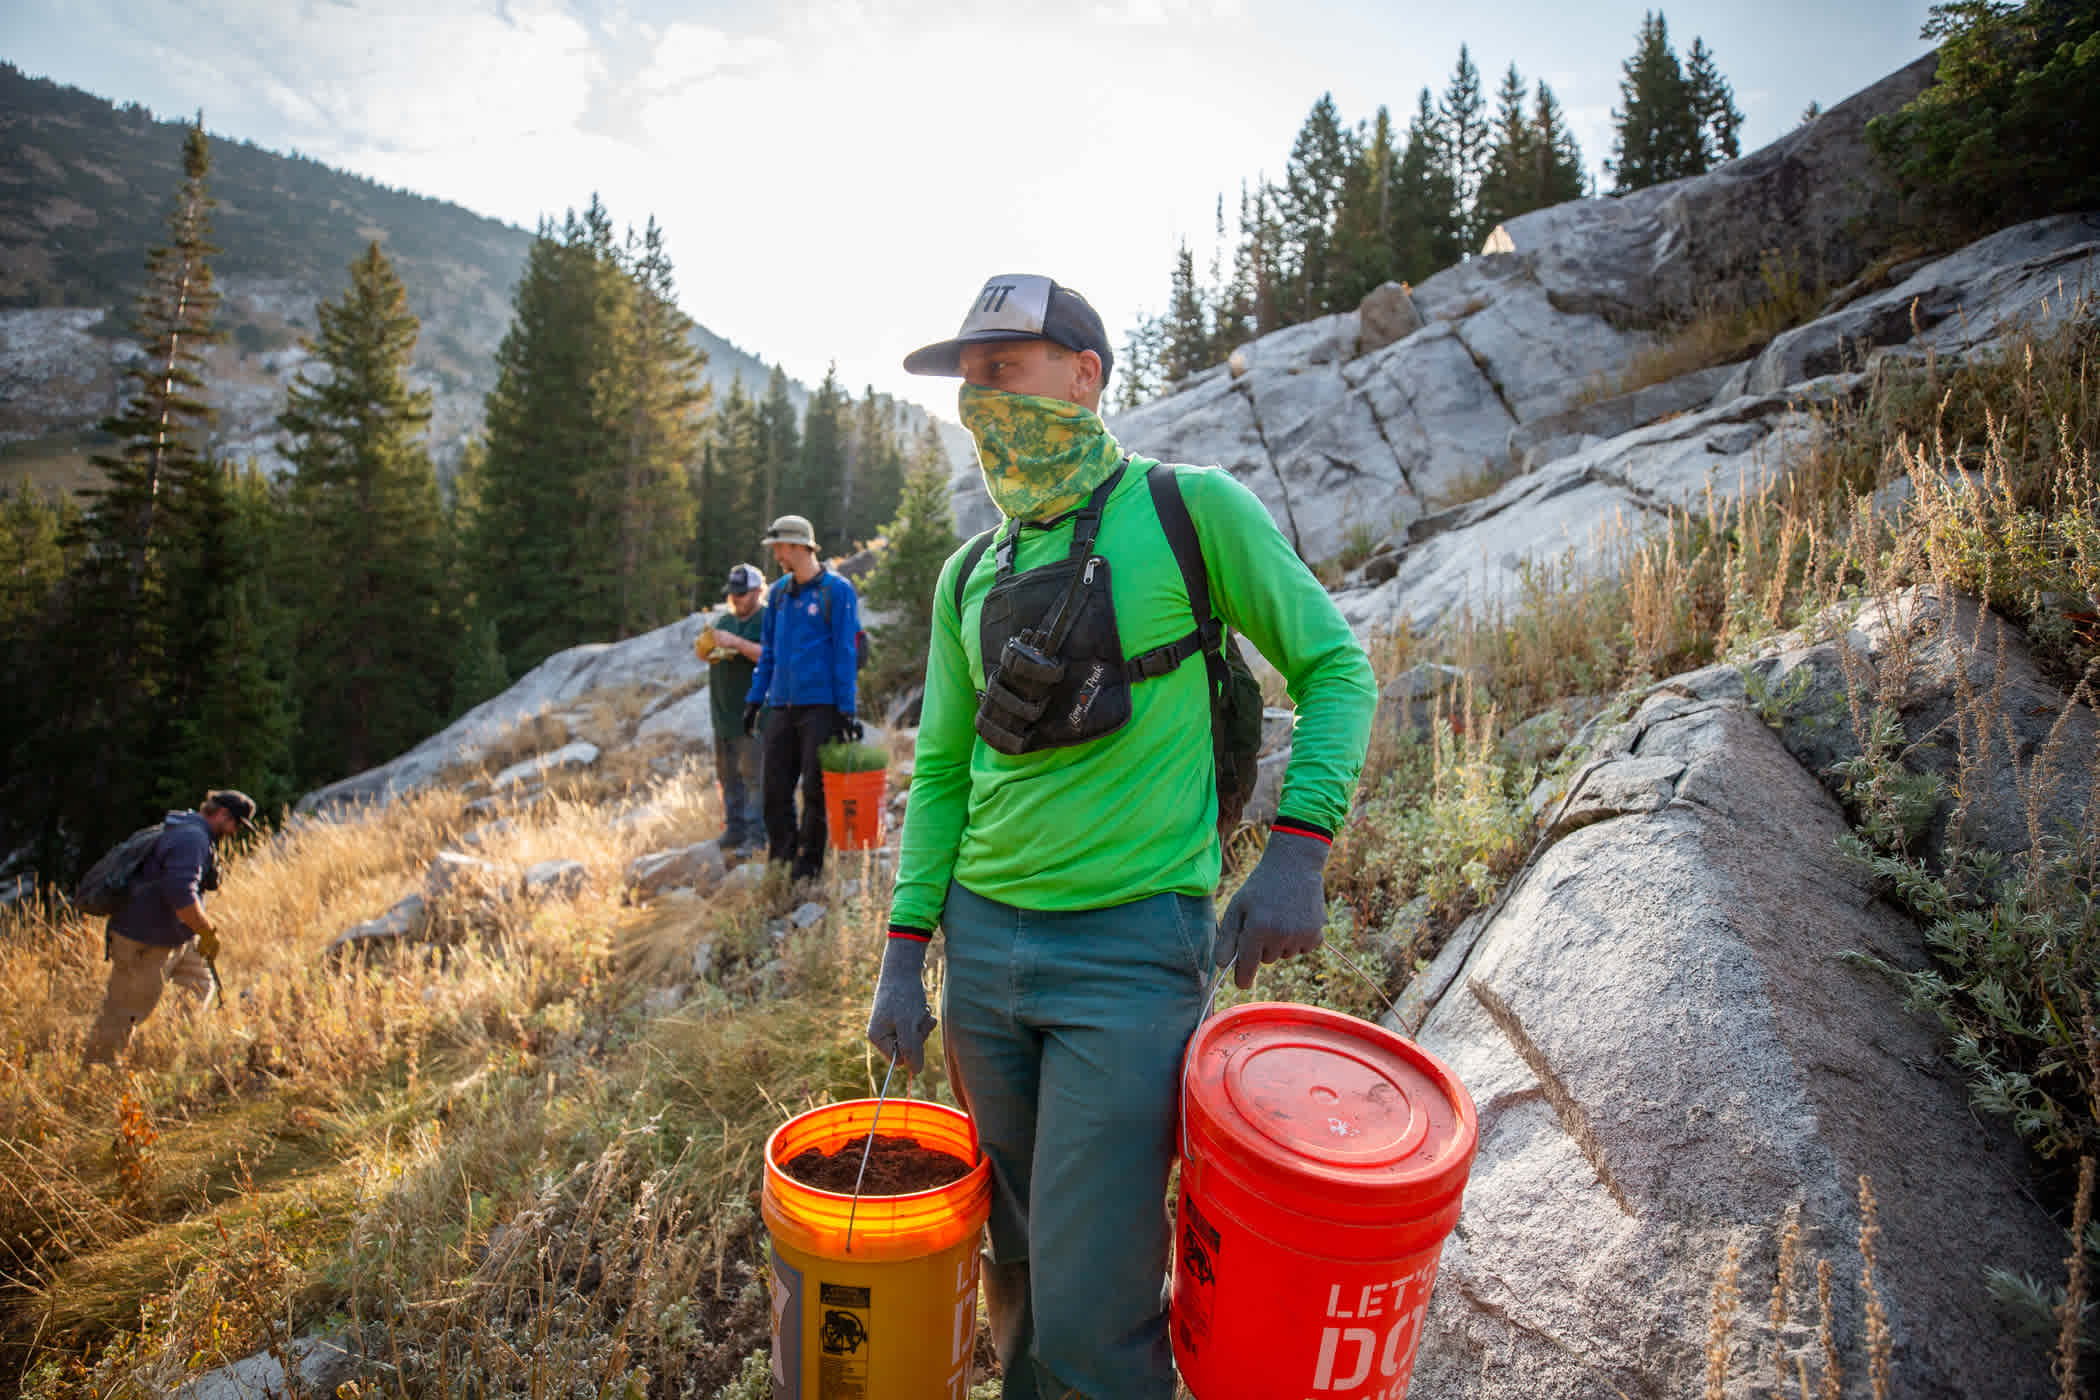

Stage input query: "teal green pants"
[{"left": 939, "top": 880, "right": 1215, "bottom": 1400}]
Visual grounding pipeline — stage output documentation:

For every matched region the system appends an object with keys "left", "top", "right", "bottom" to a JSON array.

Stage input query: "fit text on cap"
[{"left": 903, "top": 274, "right": 1114, "bottom": 381}]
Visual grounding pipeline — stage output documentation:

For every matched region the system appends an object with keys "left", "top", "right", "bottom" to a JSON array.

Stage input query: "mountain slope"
[{"left": 0, "top": 61, "right": 966, "bottom": 482}]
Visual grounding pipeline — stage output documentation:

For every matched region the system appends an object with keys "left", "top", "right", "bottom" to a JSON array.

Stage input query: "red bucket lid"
[{"left": 1184, "top": 1002, "right": 1476, "bottom": 1219}]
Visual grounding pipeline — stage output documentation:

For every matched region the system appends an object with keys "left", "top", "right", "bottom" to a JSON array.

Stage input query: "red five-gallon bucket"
[{"left": 1172, "top": 1002, "right": 1478, "bottom": 1400}]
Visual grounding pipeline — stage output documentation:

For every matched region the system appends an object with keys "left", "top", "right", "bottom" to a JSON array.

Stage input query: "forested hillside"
[{"left": 0, "top": 62, "right": 876, "bottom": 470}]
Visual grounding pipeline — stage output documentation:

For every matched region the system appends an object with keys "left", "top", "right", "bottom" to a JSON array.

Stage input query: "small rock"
[
  {"left": 490, "top": 740, "right": 600, "bottom": 793},
  {"left": 459, "top": 818, "right": 514, "bottom": 849},
  {"left": 789, "top": 901, "right": 828, "bottom": 929},
  {"left": 522, "top": 859, "right": 588, "bottom": 900},
  {"left": 1377, "top": 662, "right": 1476, "bottom": 735},
  {"left": 1360, "top": 550, "right": 1402, "bottom": 586},
  {"left": 173, "top": 1335, "right": 360, "bottom": 1400},
  {"left": 720, "top": 862, "right": 764, "bottom": 893},
  {"left": 425, "top": 850, "right": 505, "bottom": 900},
  {"left": 691, "top": 940, "right": 716, "bottom": 980},
  {"left": 325, "top": 893, "right": 428, "bottom": 957},
  {"left": 626, "top": 840, "right": 726, "bottom": 899}
]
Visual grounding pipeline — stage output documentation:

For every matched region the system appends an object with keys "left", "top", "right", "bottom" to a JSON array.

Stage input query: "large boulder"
[
  {"left": 324, "top": 893, "right": 428, "bottom": 958},
  {"left": 626, "top": 840, "right": 727, "bottom": 900},
  {"left": 298, "top": 613, "right": 710, "bottom": 814},
  {"left": 1403, "top": 682, "right": 2061, "bottom": 1398},
  {"left": 1484, "top": 53, "right": 1940, "bottom": 326},
  {"left": 1357, "top": 281, "right": 1423, "bottom": 355}
]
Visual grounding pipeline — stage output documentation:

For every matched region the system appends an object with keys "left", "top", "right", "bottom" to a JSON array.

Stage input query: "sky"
[{"left": 1, "top": 0, "right": 1936, "bottom": 416}]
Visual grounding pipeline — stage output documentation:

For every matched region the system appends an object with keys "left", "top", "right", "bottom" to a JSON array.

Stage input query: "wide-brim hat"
[
  {"left": 904, "top": 273, "right": 1114, "bottom": 382},
  {"left": 761, "top": 515, "right": 818, "bottom": 550}
]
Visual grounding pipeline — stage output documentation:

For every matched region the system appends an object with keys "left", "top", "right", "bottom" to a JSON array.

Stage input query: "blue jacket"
[
  {"left": 107, "top": 811, "right": 214, "bottom": 949},
  {"left": 748, "top": 566, "right": 859, "bottom": 713}
]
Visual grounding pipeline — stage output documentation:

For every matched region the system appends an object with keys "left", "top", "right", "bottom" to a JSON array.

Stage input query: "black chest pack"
[{"left": 954, "top": 462, "right": 1265, "bottom": 836}]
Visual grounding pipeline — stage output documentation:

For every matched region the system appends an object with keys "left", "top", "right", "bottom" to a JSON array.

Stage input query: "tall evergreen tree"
[
  {"left": 1393, "top": 89, "right": 1463, "bottom": 283},
  {"left": 1473, "top": 64, "right": 1536, "bottom": 241},
  {"left": 1530, "top": 82, "right": 1589, "bottom": 209},
  {"left": 793, "top": 365, "right": 848, "bottom": 551},
  {"left": 757, "top": 365, "right": 800, "bottom": 532},
  {"left": 696, "top": 376, "right": 766, "bottom": 587},
  {"left": 844, "top": 389, "right": 907, "bottom": 549},
  {"left": 1111, "top": 313, "right": 1167, "bottom": 413},
  {"left": 1332, "top": 105, "right": 1403, "bottom": 307},
  {"left": 468, "top": 212, "right": 614, "bottom": 672},
  {"left": 1278, "top": 94, "right": 1353, "bottom": 319},
  {"left": 596, "top": 217, "right": 707, "bottom": 638},
  {"left": 1607, "top": 12, "right": 1706, "bottom": 192},
  {"left": 860, "top": 424, "right": 958, "bottom": 705},
  {"left": 1685, "top": 38, "right": 1744, "bottom": 164},
  {"left": 1162, "top": 242, "right": 1210, "bottom": 383},
  {"left": 6, "top": 117, "right": 235, "bottom": 874},
  {"left": 1438, "top": 47, "right": 1490, "bottom": 248},
  {"left": 0, "top": 488, "right": 73, "bottom": 636},
  {"left": 150, "top": 461, "right": 296, "bottom": 812},
  {"left": 278, "top": 241, "right": 452, "bottom": 780}
]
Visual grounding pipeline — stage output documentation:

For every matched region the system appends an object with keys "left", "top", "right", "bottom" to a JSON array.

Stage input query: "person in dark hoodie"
[{"left": 83, "top": 790, "right": 254, "bottom": 1067}]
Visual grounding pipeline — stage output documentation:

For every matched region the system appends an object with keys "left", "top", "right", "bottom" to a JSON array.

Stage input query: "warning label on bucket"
[
  {"left": 1175, "top": 1197, "right": 1221, "bottom": 1360},
  {"left": 818, "top": 1281, "right": 872, "bottom": 1397}
]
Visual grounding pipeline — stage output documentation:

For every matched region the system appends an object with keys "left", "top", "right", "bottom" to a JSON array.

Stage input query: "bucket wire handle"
[
  {"left": 844, "top": 1054, "right": 899, "bottom": 1255},
  {"left": 1180, "top": 964, "right": 1229, "bottom": 1164},
  {"left": 1320, "top": 942, "right": 1401, "bottom": 1020}
]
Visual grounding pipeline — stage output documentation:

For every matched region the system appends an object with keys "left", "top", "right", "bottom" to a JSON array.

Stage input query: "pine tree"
[
  {"left": 1530, "top": 83, "right": 1589, "bottom": 209},
  {"left": 1473, "top": 64, "right": 1536, "bottom": 242},
  {"left": 1162, "top": 242, "right": 1209, "bottom": 383},
  {"left": 1685, "top": 38, "right": 1744, "bottom": 164},
  {"left": 451, "top": 614, "right": 510, "bottom": 717},
  {"left": 1210, "top": 184, "right": 1260, "bottom": 354},
  {"left": 1111, "top": 313, "right": 1167, "bottom": 413},
  {"left": 845, "top": 389, "right": 907, "bottom": 550},
  {"left": 860, "top": 424, "right": 958, "bottom": 706},
  {"left": 278, "top": 241, "right": 452, "bottom": 780},
  {"left": 1238, "top": 183, "right": 1287, "bottom": 336},
  {"left": 469, "top": 214, "right": 613, "bottom": 672},
  {"left": 793, "top": 365, "right": 848, "bottom": 552},
  {"left": 1438, "top": 47, "right": 1490, "bottom": 248},
  {"left": 757, "top": 365, "right": 800, "bottom": 532},
  {"left": 1278, "top": 94, "right": 1353, "bottom": 319},
  {"left": 0, "top": 488, "right": 74, "bottom": 636},
  {"left": 697, "top": 376, "right": 766, "bottom": 586},
  {"left": 9, "top": 117, "right": 231, "bottom": 872},
  {"left": 150, "top": 462, "right": 296, "bottom": 812},
  {"left": 1393, "top": 89, "right": 1463, "bottom": 284},
  {"left": 597, "top": 218, "right": 707, "bottom": 638},
  {"left": 1332, "top": 106, "right": 1402, "bottom": 306},
  {"left": 1607, "top": 12, "right": 1706, "bottom": 192}
]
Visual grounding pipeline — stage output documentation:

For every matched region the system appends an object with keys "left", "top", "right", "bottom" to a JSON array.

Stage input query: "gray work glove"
[
  {"left": 867, "top": 935, "right": 938, "bottom": 1073},
  {"left": 1216, "top": 828, "right": 1330, "bottom": 990}
]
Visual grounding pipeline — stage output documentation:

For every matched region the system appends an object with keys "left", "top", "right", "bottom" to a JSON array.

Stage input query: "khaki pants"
[{"left": 83, "top": 931, "right": 212, "bottom": 1065}]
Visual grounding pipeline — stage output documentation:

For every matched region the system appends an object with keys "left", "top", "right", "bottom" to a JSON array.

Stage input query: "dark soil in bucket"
[{"left": 782, "top": 1134, "right": 971, "bottom": 1194}]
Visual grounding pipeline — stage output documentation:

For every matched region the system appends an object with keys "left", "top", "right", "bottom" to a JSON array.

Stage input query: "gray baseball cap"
[{"left": 904, "top": 274, "right": 1114, "bottom": 381}]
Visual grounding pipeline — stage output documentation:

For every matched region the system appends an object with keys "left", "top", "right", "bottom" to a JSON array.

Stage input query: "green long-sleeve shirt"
[{"left": 888, "top": 457, "right": 1375, "bottom": 931}]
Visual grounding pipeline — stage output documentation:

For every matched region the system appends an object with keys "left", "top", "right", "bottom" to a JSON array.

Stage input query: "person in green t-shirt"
[
  {"left": 698, "top": 563, "right": 768, "bottom": 854},
  {"left": 865, "top": 275, "right": 1375, "bottom": 1400}
]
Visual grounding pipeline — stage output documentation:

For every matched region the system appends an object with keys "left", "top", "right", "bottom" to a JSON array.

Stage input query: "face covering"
[{"left": 959, "top": 383, "right": 1123, "bottom": 522}]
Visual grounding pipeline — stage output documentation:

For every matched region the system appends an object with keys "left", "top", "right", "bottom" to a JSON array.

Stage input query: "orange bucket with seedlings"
[
  {"left": 1173, "top": 1003, "right": 1478, "bottom": 1400},
  {"left": 822, "top": 767, "right": 886, "bottom": 849},
  {"left": 762, "top": 1098, "right": 991, "bottom": 1399}
]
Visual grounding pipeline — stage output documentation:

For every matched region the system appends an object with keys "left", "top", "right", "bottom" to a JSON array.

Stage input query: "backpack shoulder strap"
[
  {"left": 950, "top": 529, "right": 997, "bottom": 619},
  {"left": 1146, "top": 464, "right": 1222, "bottom": 653}
]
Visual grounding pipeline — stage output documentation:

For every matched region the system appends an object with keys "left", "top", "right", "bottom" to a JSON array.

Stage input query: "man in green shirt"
[
  {"left": 700, "top": 563, "right": 768, "bottom": 855},
  {"left": 866, "top": 275, "right": 1376, "bottom": 1399}
]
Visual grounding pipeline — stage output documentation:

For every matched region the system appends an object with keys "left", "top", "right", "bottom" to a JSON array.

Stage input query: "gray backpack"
[{"left": 74, "top": 825, "right": 165, "bottom": 916}]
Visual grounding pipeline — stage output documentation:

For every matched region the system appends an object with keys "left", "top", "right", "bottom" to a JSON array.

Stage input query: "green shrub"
[
  {"left": 1868, "top": 0, "right": 2100, "bottom": 238},
  {"left": 818, "top": 740, "right": 889, "bottom": 773}
]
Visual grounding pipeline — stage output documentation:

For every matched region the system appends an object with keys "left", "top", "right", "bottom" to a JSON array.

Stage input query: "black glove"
[
  {"left": 1216, "top": 829, "right": 1330, "bottom": 989},
  {"left": 868, "top": 936, "right": 937, "bottom": 1073},
  {"left": 742, "top": 702, "right": 761, "bottom": 737},
  {"left": 831, "top": 711, "right": 863, "bottom": 744}
]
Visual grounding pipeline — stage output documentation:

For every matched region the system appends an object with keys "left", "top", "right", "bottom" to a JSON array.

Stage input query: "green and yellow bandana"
[{"left": 959, "top": 383, "right": 1124, "bottom": 522}]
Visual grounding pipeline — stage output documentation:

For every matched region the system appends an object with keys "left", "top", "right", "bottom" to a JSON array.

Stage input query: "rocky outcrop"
[
  {"left": 1484, "top": 53, "right": 1940, "bottom": 326},
  {"left": 299, "top": 614, "right": 714, "bottom": 813},
  {"left": 1401, "top": 664, "right": 2063, "bottom": 1399}
]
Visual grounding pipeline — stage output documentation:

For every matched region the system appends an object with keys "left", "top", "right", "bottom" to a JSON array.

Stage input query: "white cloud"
[{"left": 634, "top": 23, "right": 785, "bottom": 93}]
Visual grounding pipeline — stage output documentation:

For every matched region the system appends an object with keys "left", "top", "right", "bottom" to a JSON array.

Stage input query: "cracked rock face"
[{"left": 1405, "top": 696, "right": 2061, "bottom": 1399}]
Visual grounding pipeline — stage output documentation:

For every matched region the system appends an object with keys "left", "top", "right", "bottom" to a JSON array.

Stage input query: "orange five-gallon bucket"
[
  {"left": 762, "top": 1099, "right": 992, "bottom": 1399},
  {"left": 1173, "top": 1003, "right": 1478, "bottom": 1400},
  {"left": 822, "top": 767, "right": 887, "bottom": 850}
]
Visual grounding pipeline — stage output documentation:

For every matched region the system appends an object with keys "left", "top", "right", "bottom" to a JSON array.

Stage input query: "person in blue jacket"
[
  {"left": 744, "top": 514, "right": 860, "bottom": 883},
  {"left": 85, "top": 790, "right": 255, "bottom": 1066}
]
